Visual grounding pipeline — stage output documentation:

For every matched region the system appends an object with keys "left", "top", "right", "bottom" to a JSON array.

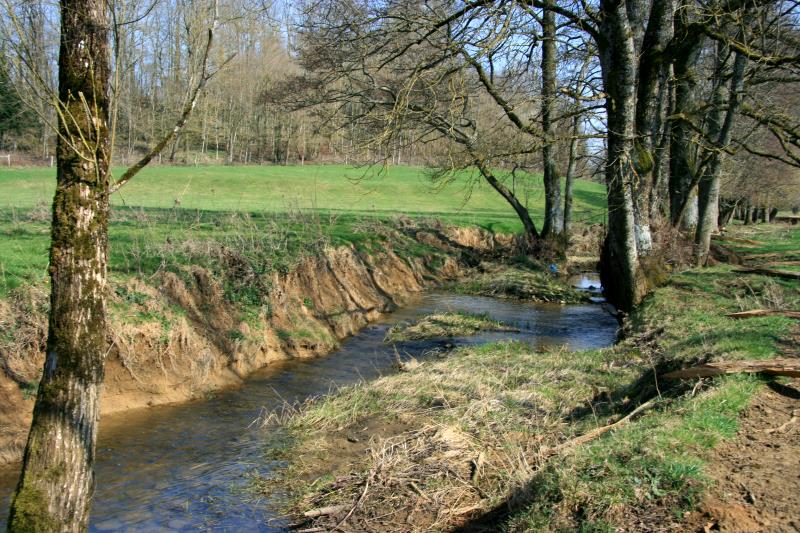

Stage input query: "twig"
[
  {"left": 545, "top": 398, "right": 659, "bottom": 455},
  {"left": 409, "top": 481, "right": 431, "bottom": 501},
  {"left": 333, "top": 469, "right": 373, "bottom": 530},
  {"left": 765, "top": 411, "right": 798, "bottom": 434},
  {"left": 734, "top": 267, "right": 800, "bottom": 280},
  {"left": 727, "top": 309, "right": 800, "bottom": 319},
  {"left": 302, "top": 504, "right": 349, "bottom": 518}
]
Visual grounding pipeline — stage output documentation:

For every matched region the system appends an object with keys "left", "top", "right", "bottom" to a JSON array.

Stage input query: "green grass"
[
  {"left": 0, "top": 164, "right": 607, "bottom": 297},
  {"left": 0, "top": 164, "right": 607, "bottom": 231},
  {"left": 384, "top": 311, "right": 519, "bottom": 342},
  {"left": 270, "top": 225, "right": 799, "bottom": 531},
  {"left": 714, "top": 224, "right": 800, "bottom": 262}
]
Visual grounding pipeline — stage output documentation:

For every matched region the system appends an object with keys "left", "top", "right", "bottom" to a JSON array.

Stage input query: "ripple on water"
[{"left": 0, "top": 291, "right": 618, "bottom": 532}]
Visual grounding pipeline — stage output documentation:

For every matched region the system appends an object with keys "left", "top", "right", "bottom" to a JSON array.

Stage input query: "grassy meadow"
[{"left": 0, "top": 164, "right": 607, "bottom": 296}]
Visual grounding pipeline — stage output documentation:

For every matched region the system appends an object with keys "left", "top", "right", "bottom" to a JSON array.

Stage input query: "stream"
[{"left": 0, "top": 278, "right": 617, "bottom": 531}]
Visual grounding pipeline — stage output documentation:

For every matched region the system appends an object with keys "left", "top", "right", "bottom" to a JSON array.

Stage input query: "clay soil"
[{"left": 684, "top": 379, "right": 800, "bottom": 533}]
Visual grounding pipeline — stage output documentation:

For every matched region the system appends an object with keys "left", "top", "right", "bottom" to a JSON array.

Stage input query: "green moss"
[{"left": 7, "top": 485, "right": 59, "bottom": 532}]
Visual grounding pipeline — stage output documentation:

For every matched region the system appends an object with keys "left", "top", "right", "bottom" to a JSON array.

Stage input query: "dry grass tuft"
[
  {"left": 384, "top": 311, "right": 519, "bottom": 342},
  {"left": 270, "top": 341, "right": 643, "bottom": 531},
  {"left": 450, "top": 267, "right": 589, "bottom": 303},
  {"left": 0, "top": 285, "right": 48, "bottom": 385}
]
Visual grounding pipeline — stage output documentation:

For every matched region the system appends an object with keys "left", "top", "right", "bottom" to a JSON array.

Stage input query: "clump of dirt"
[
  {"left": 684, "top": 382, "right": 800, "bottom": 533},
  {"left": 385, "top": 311, "right": 519, "bottom": 342}
]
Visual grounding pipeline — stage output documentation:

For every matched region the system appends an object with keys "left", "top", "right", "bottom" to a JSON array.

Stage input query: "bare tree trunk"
[
  {"left": 598, "top": 0, "right": 647, "bottom": 312},
  {"left": 696, "top": 50, "right": 746, "bottom": 265},
  {"left": 540, "top": 0, "right": 562, "bottom": 239},
  {"left": 633, "top": 0, "right": 674, "bottom": 254},
  {"left": 669, "top": 5, "right": 704, "bottom": 227},
  {"left": 563, "top": 115, "right": 579, "bottom": 238},
  {"left": 7, "top": 1, "right": 110, "bottom": 530},
  {"left": 475, "top": 158, "right": 541, "bottom": 248}
]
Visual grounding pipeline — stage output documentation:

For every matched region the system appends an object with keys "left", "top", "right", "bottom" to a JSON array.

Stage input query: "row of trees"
[
  {"left": 1, "top": 0, "right": 799, "bottom": 530},
  {"left": 0, "top": 0, "right": 460, "bottom": 165},
  {"left": 288, "top": 0, "right": 800, "bottom": 310}
]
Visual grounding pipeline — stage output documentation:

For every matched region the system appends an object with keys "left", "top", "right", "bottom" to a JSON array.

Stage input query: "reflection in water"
[{"left": 0, "top": 292, "right": 617, "bottom": 532}]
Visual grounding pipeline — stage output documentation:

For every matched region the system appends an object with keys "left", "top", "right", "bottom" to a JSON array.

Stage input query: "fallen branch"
[
  {"left": 716, "top": 237, "right": 763, "bottom": 246},
  {"left": 302, "top": 504, "right": 350, "bottom": 518},
  {"left": 727, "top": 309, "right": 800, "bottom": 319},
  {"left": 735, "top": 267, "right": 800, "bottom": 280},
  {"left": 545, "top": 398, "right": 659, "bottom": 456},
  {"left": 663, "top": 358, "right": 800, "bottom": 379},
  {"left": 741, "top": 252, "right": 780, "bottom": 261},
  {"left": 762, "top": 261, "right": 800, "bottom": 267},
  {"left": 765, "top": 411, "right": 798, "bottom": 434}
]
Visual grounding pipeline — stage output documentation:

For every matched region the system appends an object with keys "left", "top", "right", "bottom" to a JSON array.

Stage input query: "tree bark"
[
  {"left": 696, "top": 50, "right": 746, "bottom": 265},
  {"left": 540, "top": 0, "right": 562, "bottom": 239},
  {"left": 597, "top": 0, "right": 647, "bottom": 312},
  {"left": 633, "top": 0, "right": 674, "bottom": 254},
  {"left": 7, "top": 1, "right": 110, "bottom": 530},
  {"left": 669, "top": 6, "right": 704, "bottom": 227},
  {"left": 563, "top": 115, "right": 579, "bottom": 237}
]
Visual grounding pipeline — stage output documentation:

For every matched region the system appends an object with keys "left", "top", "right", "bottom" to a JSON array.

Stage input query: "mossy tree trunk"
[
  {"left": 597, "top": 0, "right": 648, "bottom": 312},
  {"left": 632, "top": 0, "right": 673, "bottom": 254},
  {"left": 7, "top": 1, "right": 110, "bottom": 531},
  {"left": 669, "top": 4, "right": 704, "bottom": 229}
]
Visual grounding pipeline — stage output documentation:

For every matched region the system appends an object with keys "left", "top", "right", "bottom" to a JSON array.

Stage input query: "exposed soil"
[
  {"left": 684, "top": 380, "right": 800, "bottom": 533},
  {"left": 0, "top": 225, "right": 499, "bottom": 465}
]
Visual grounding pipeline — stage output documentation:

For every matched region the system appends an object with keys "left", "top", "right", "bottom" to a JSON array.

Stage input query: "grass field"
[
  {"left": 0, "top": 164, "right": 607, "bottom": 229},
  {"left": 0, "top": 164, "right": 607, "bottom": 296}
]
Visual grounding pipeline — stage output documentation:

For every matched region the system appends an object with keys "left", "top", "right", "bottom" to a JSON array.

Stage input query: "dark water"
[{"left": 0, "top": 287, "right": 617, "bottom": 532}]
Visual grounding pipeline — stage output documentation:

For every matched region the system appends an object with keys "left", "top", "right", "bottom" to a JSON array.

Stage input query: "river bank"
[
  {"left": 0, "top": 214, "right": 597, "bottom": 467},
  {"left": 0, "top": 218, "right": 498, "bottom": 465},
  {"left": 275, "top": 224, "right": 800, "bottom": 532},
  {"left": 0, "top": 289, "right": 620, "bottom": 530}
]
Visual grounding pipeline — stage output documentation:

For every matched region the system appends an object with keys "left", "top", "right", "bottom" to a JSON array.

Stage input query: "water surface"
[{"left": 0, "top": 291, "right": 617, "bottom": 531}]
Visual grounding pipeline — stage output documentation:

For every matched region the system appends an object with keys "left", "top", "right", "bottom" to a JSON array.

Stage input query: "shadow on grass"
[{"left": 451, "top": 357, "right": 701, "bottom": 532}]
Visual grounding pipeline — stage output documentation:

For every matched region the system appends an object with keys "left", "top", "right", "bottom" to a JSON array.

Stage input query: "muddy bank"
[{"left": 0, "top": 224, "right": 502, "bottom": 465}]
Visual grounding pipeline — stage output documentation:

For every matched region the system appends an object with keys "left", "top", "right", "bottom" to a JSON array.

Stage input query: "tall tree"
[
  {"left": 0, "top": 47, "right": 35, "bottom": 148},
  {"left": 5, "top": 1, "right": 223, "bottom": 529},
  {"left": 540, "top": 0, "right": 562, "bottom": 240},
  {"left": 8, "top": 1, "right": 111, "bottom": 528}
]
